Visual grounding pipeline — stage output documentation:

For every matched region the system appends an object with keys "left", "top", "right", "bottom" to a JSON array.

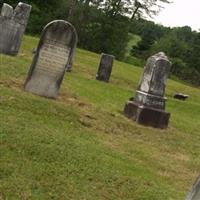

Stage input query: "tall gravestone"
[
  {"left": 96, "top": 53, "right": 115, "bottom": 82},
  {"left": 0, "top": 2, "right": 31, "bottom": 55},
  {"left": 24, "top": 20, "right": 78, "bottom": 99},
  {"left": 185, "top": 176, "right": 200, "bottom": 200},
  {"left": 124, "top": 52, "right": 171, "bottom": 129}
]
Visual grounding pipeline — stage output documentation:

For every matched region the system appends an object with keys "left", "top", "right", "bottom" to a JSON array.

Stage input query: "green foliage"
[
  {"left": 130, "top": 20, "right": 200, "bottom": 86},
  {"left": 131, "top": 0, "right": 172, "bottom": 19},
  {"left": 123, "top": 55, "right": 145, "bottom": 67},
  {"left": 0, "top": 0, "right": 171, "bottom": 60},
  {"left": 130, "top": 19, "right": 167, "bottom": 59},
  {"left": 81, "top": 16, "right": 129, "bottom": 59},
  {"left": 68, "top": 2, "right": 130, "bottom": 59},
  {"left": 151, "top": 31, "right": 189, "bottom": 59},
  {"left": 186, "top": 33, "right": 200, "bottom": 72},
  {"left": 170, "top": 58, "right": 200, "bottom": 85},
  {"left": 130, "top": 19, "right": 167, "bottom": 40},
  {"left": 150, "top": 28, "right": 200, "bottom": 85},
  {"left": 2, "top": 0, "right": 199, "bottom": 84}
]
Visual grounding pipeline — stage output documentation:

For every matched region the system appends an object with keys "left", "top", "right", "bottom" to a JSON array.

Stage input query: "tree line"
[
  {"left": 0, "top": 0, "right": 170, "bottom": 59},
  {"left": 130, "top": 20, "right": 200, "bottom": 85}
]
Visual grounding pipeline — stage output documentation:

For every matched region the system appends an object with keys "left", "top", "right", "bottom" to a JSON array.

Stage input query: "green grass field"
[
  {"left": 124, "top": 33, "right": 143, "bottom": 67},
  {"left": 0, "top": 35, "right": 200, "bottom": 200}
]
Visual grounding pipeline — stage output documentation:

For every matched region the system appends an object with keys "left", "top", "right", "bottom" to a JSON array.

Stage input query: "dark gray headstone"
[
  {"left": 174, "top": 93, "right": 189, "bottom": 101},
  {"left": 0, "top": 2, "right": 31, "bottom": 55},
  {"left": 96, "top": 53, "right": 115, "bottom": 82},
  {"left": 124, "top": 52, "right": 171, "bottom": 129},
  {"left": 185, "top": 176, "right": 200, "bottom": 200},
  {"left": 24, "top": 20, "right": 78, "bottom": 99}
]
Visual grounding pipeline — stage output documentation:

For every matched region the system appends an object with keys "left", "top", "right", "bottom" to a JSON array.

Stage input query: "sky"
[{"left": 153, "top": 0, "right": 200, "bottom": 31}]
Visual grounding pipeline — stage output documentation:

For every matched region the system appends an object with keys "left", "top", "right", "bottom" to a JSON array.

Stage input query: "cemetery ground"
[{"left": 0, "top": 36, "right": 200, "bottom": 200}]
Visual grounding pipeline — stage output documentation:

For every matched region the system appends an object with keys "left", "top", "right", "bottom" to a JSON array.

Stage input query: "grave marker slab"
[
  {"left": 96, "top": 53, "right": 115, "bottom": 82},
  {"left": 24, "top": 20, "right": 78, "bottom": 98},
  {"left": 185, "top": 176, "right": 200, "bottom": 200},
  {"left": 174, "top": 93, "right": 189, "bottom": 101},
  {"left": 0, "top": 2, "right": 31, "bottom": 55},
  {"left": 124, "top": 52, "right": 171, "bottom": 129}
]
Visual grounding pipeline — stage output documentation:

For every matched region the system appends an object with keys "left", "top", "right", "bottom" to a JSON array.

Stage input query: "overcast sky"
[{"left": 153, "top": 0, "right": 200, "bottom": 31}]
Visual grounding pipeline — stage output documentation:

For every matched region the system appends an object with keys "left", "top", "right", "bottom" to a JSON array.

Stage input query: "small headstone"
[
  {"left": 185, "top": 176, "right": 200, "bottom": 200},
  {"left": 0, "top": 2, "right": 32, "bottom": 55},
  {"left": 96, "top": 53, "right": 115, "bottom": 82},
  {"left": 24, "top": 20, "right": 78, "bottom": 98},
  {"left": 174, "top": 93, "right": 189, "bottom": 101},
  {"left": 124, "top": 52, "right": 171, "bottom": 129}
]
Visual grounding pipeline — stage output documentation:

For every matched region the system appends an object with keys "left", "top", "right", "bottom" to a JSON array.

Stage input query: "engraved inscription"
[{"left": 34, "top": 40, "right": 70, "bottom": 79}]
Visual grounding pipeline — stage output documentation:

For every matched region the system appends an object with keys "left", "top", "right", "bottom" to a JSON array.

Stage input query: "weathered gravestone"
[
  {"left": 185, "top": 176, "right": 200, "bottom": 200},
  {"left": 24, "top": 20, "right": 78, "bottom": 98},
  {"left": 0, "top": 2, "right": 31, "bottom": 55},
  {"left": 124, "top": 52, "right": 171, "bottom": 129},
  {"left": 96, "top": 53, "right": 115, "bottom": 82}
]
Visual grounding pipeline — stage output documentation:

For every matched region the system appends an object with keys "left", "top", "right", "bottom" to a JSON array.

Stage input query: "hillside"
[
  {"left": 0, "top": 36, "right": 200, "bottom": 200},
  {"left": 125, "top": 33, "right": 141, "bottom": 57}
]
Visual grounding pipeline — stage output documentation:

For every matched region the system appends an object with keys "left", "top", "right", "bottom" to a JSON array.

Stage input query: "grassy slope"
[
  {"left": 124, "top": 34, "right": 143, "bottom": 67},
  {"left": 0, "top": 36, "right": 200, "bottom": 200},
  {"left": 125, "top": 33, "right": 141, "bottom": 57}
]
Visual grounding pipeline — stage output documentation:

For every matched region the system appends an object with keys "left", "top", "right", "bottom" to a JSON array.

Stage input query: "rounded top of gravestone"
[
  {"left": 101, "top": 53, "right": 115, "bottom": 59},
  {"left": 152, "top": 52, "right": 169, "bottom": 61},
  {"left": 1, "top": 3, "right": 13, "bottom": 18},
  {"left": 44, "top": 20, "right": 78, "bottom": 41},
  {"left": 14, "top": 2, "right": 32, "bottom": 25},
  {"left": 18, "top": 2, "right": 32, "bottom": 8}
]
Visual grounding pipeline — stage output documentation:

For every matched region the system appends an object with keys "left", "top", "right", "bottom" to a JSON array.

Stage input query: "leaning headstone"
[
  {"left": 174, "top": 93, "right": 189, "bottom": 101},
  {"left": 185, "top": 176, "right": 200, "bottom": 200},
  {"left": 124, "top": 52, "right": 171, "bottom": 129},
  {"left": 24, "top": 20, "right": 78, "bottom": 98},
  {"left": 0, "top": 2, "right": 32, "bottom": 55},
  {"left": 96, "top": 53, "right": 115, "bottom": 82}
]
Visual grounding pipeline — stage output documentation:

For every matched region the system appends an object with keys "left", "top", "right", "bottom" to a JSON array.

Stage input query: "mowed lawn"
[{"left": 0, "top": 35, "right": 200, "bottom": 200}]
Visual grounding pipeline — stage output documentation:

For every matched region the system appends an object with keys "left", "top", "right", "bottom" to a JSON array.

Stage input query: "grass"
[
  {"left": 125, "top": 33, "right": 141, "bottom": 57},
  {"left": 124, "top": 33, "right": 143, "bottom": 66},
  {"left": 0, "top": 35, "right": 200, "bottom": 200}
]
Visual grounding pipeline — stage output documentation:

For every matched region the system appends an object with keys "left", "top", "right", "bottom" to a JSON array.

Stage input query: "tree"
[
  {"left": 131, "top": 0, "right": 171, "bottom": 19},
  {"left": 102, "top": 0, "right": 132, "bottom": 17}
]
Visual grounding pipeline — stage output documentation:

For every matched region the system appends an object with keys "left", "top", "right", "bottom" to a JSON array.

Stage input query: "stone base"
[
  {"left": 124, "top": 101, "right": 170, "bottom": 129},
  {"left": 96, "top": 76, "right": 109, "bottom": 82}
]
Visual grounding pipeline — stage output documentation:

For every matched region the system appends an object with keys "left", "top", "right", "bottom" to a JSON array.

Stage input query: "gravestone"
[
  {"left": 174, "top": 93, "right": 189, "bottom": 101},
  {"left": 24, "top": 20, "right": 78, "bottom": 98},
  {"left": 185, "top": 176, "right": 200, "bottom": 200},
  {"left": 124, "top": 52, "right": 171, "bottom": 129},
  {"left": 0, "top": 2, "right": 31, "bottom": 55},
  {"left": 96, "top": 53, "right": 115, "bottom": 82}
]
